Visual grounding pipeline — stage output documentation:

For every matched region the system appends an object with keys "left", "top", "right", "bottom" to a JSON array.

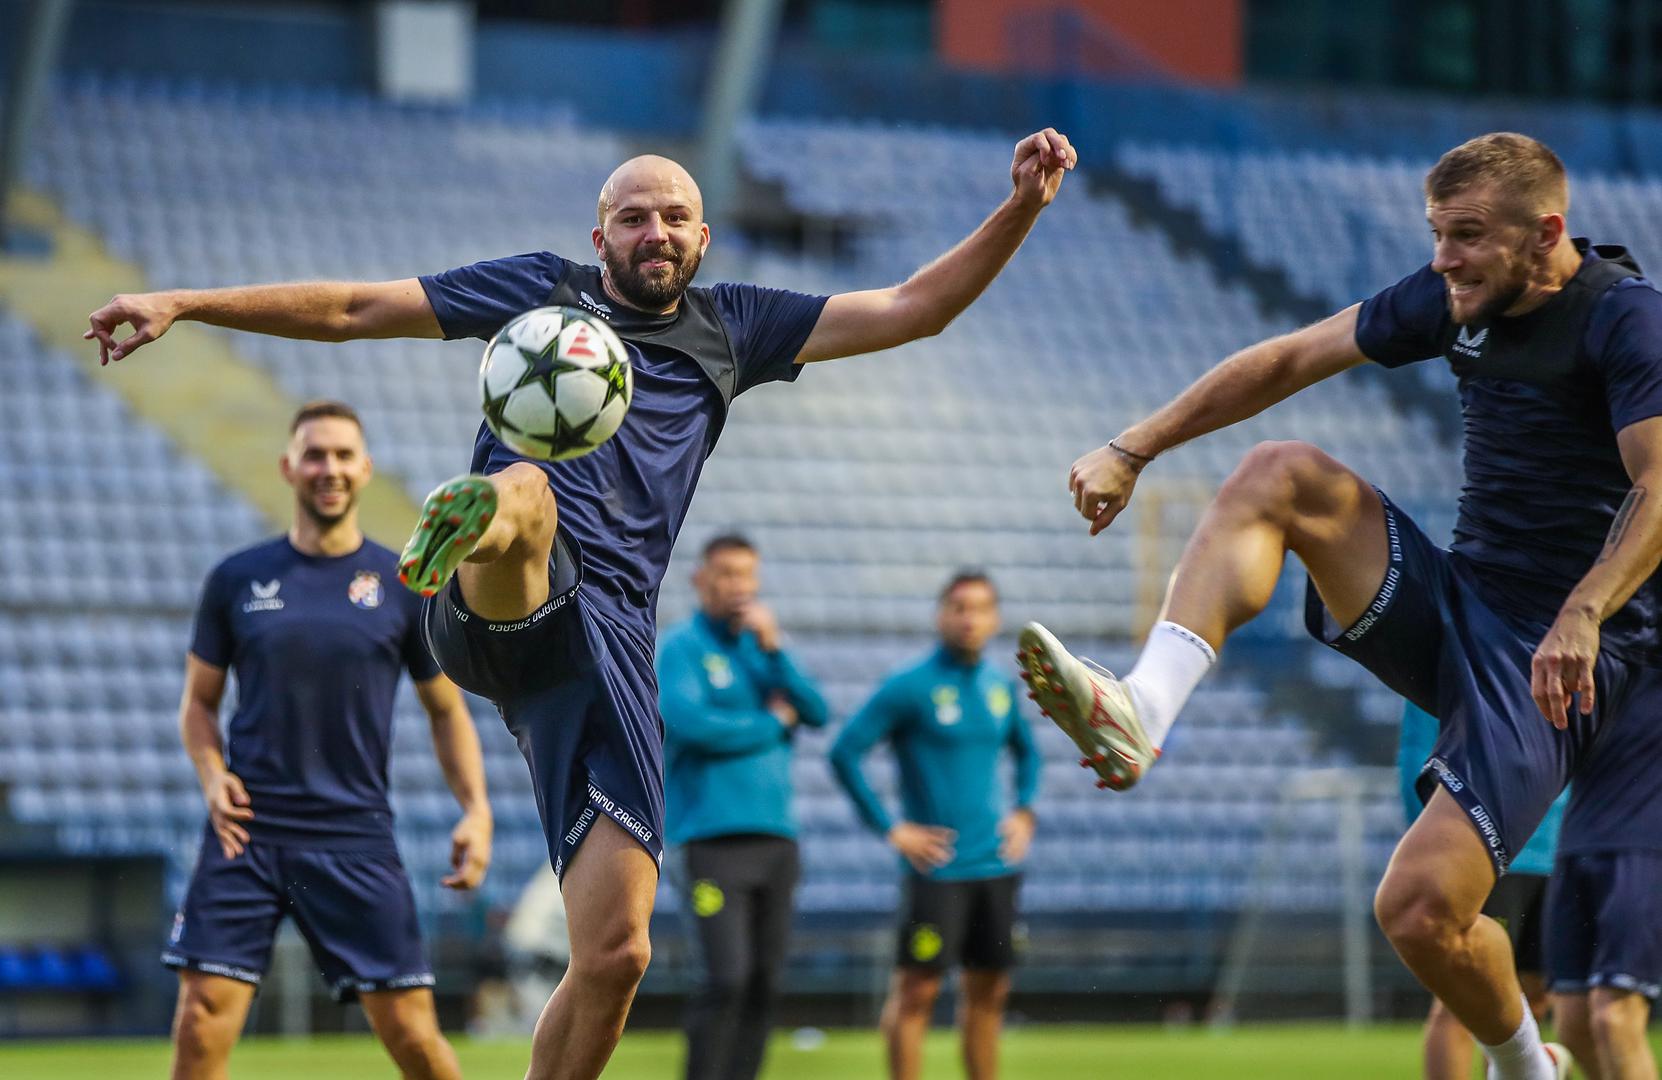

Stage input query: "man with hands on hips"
[{"left": 831, "top": 571, "right": 1040, "bottom": 1080}]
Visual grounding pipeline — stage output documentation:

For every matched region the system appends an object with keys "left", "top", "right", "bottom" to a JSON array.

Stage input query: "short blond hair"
[{"left": 1425, "top": 133, "right": 1569, "bottom": 220}]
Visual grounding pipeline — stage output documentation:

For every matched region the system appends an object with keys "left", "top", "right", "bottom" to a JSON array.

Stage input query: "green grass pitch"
[{"left": 4, "top": 1022, "right": 1633, "bottom": 1079}]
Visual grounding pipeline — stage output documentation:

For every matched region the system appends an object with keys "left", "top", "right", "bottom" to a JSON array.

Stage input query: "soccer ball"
[{"left": 478, "top": 306, "right": 633, "bottom": 461}]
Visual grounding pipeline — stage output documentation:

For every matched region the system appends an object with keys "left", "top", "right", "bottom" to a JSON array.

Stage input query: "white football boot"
[
  {"left": 1017, "top": 622, "right": 1159, "bottom": 792},
  {"left": 1487, "top": 1043, "right": 1575, "bottom": 1080}
]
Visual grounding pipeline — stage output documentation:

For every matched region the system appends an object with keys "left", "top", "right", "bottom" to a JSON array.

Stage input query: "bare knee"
[
  {"left": 1555, "top": 993, "right": 1593, "bottom": 1057},
  {"left": 890, "top": 969, "right": 944, "bottom": 1020},
  {"left": 571, "top": 927, "right": 651, "bottom": 1001},
  {"left": 1375, "top": 873, "right": 1464, "bottom": 961},
  {"left": 172, "top": 977, "right": 249, "bottom": 1059},
  {"left": 385, "top": 1026, "right": 455, "bottom": 1079},
  {"left": 1591, "top": 989, "right": 1651, "bottom": 1046},
  {"left": 491, "top": 462, "right": 557, "bottom": 541},
  {"left": 1218, "top": 441, "right": 1341, "bottom": 512},
  {"left": 961, "top": 971, "right": 1011, "bottom": 1013}
]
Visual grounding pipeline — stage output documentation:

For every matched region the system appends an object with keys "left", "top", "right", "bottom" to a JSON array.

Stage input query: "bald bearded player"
[{"left": 85, "top": 136, "right": 1078, "bottom": 1080}]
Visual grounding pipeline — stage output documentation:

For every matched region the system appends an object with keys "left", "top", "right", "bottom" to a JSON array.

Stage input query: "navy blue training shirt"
[
  {"left": 1355, "top": 248, "right": 1662, "bottom": 657},
  {"left": 419, "top": 252, "right": 828, "bottom": 629},
  {"left": 190, "top": 537, "right": 439, "bottom": 849}
]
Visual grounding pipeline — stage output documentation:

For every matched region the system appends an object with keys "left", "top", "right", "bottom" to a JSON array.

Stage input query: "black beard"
[
  {"left": 603, "top": 243, "right": 702, "bottom": 310},
  {"left": 299, "top": 492, "right": 354, "bottom": 528}
]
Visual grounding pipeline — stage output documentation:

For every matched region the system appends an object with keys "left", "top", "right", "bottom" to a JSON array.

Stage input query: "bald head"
[
  {"left": 597, "top": 155, "right": 704, "bottom": 226},
  {"left": 591, "top": 155, "right": 711, "bottom": 313}
]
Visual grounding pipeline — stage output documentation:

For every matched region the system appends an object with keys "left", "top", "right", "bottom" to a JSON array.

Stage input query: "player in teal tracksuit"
[
  {"left": 1400, "top": 700, "right": 1567, "bottom": 1080},
  {"left": 658, "top": 534, "right": 828, "bottom": 1080},
  {"left": 830, "top": 572, "right": 1041, "bottom": 1080}
]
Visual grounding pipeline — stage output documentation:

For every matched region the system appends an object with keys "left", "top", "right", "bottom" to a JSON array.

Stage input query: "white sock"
[
  {"left": 1482, "top": 996, "right": 1554, "bottom": 1080},
  {"left": 1123, "top": 621, "right": 1216, "bottom": 749}
]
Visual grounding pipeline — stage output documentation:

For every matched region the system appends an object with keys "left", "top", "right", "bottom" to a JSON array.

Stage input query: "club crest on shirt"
[
  {"left": 348, "top": 571, "right": 384, "bottom": 610},
  {"left": 986, "top": 684, "right": 1012, "bottom": 719},
  {"left": 931, "top": 686, "right": 962, "bottom": 726},
  {"left": 703, "top": 653, "right": 734, "bottom": 689},
  {"left": 243, "top": 579, "right": 284, "bottom": 613}
]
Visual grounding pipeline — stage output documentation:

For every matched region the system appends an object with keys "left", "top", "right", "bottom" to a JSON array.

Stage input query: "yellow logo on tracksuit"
[
  {"left": 703, "top": 654, "right": 734, "bottom": 689},
  {"left": 910, "top": 924, "right": 943, "bottom": 962},
  {"left": 692, "top": 879, "right": 726, "bottom": 917},
  {"left": 931, "top": 686, "right": 962, "bottom": 726}
]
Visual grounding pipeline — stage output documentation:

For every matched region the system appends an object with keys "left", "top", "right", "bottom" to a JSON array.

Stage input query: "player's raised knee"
[
  {"left": 494, "top": 462, "right": 558, "bottom": 533},
  {"left": 1226, "top": 440, "right": 1342, "bottom": 495},
  {"left": 1373, "top": 872, "right": 1462, "bottom": 958},
  {"left": 1218, "top": 441, "right": 1373, "bottom": 536}
]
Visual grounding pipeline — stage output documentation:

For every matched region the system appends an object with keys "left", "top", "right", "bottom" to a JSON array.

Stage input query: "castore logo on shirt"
[
  {"left": 244, "top": 579, "right": 285, "bottom": 613},
  {"left": 1452, "top": 325, "right": 1489, "bottom": 358}
]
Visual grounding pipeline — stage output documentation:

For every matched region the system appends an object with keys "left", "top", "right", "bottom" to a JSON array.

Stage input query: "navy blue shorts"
[
  {"left": 422, "top": 530, "right": 664, "bottom": 879},
  {"left": 1547, "top": 851, "right": 1662, "bottom": 999},
  {"left": 1303, "top": 491, "right": 1648, "bottom": 875},
  {"left": 161, "top": 828, "right": 432, "bottom": 1002}
]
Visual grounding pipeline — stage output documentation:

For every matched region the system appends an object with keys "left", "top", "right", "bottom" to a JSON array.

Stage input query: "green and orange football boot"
[{"left": 398, "top": 475, "right": 498, "bottom": 598}]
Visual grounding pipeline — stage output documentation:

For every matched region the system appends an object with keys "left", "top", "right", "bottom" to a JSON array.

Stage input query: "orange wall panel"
[{"left": 939, "top": 0, "right": 1241, "bottom": 86}]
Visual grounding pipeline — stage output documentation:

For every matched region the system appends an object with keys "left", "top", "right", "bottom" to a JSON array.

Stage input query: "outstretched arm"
[
  {"left": 793, "top": 128, "right": 1076, "bottom": 364},
  {"left": 84, "top": 278, "right": 442, "bottom": 364},
  {"left": 1070, "top": 304, "right": 1369, "bottom": 534},
  {"left": 1532, "top": 415, "right": 1662, "bottom": 727}
]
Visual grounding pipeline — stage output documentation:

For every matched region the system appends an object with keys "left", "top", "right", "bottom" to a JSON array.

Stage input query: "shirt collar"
[
  {"left": 694, "top": 609, "right": 741, "bottom": 645},
  {"left": 932, "top": 643, "right": 982, "bottom": 672}
]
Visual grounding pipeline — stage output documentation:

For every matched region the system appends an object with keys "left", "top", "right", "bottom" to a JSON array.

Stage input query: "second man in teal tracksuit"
[
  {"left": 658, "top": 534, "right": 829, "bottom": 1080},
  {"left": 831, "top": 571, "right": 1041, "bottom": 1080}
]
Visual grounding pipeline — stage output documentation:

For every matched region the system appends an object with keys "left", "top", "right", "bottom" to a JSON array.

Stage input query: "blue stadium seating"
[{"left": 0, "top": 77, "right": 1443, "bottom": 933}]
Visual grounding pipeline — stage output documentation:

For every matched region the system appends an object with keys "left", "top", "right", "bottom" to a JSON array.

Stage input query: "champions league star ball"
[{"left": 479, "top": 306, "right": 633, "bottom": 461}]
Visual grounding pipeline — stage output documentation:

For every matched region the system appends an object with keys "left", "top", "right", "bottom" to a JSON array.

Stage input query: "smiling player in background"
[{"left": 165, "top": 401, "right": 490, "bottom": 1080}]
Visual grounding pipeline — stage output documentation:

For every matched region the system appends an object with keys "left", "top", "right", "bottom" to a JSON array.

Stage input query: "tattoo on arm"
[{"left": 1597, "top": 486, "right": 1648, "bottom": 564}]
